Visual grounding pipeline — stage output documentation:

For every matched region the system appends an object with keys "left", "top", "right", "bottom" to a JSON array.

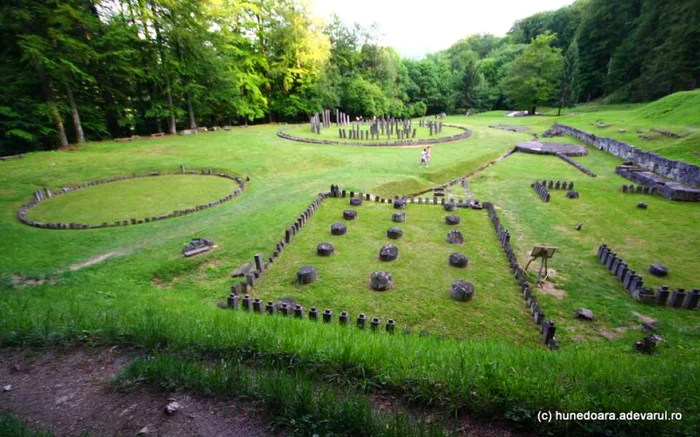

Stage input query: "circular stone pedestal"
[
  {"left": 393, "top": 198, "right": 407, "bottom": 209},
  {"left": 350, "top": 197, "right": 363, "bottom": 206},
  {"left": 379, "top": 244, "right": 399, "bottom": 261},
  {"left": 387, "top": 226, "right": 403, "bottom": 239},
  {"left": 446, "top": 230, "right": 464, "bottom": 244},
  {"left": 449, "top": 252, "right": 468, "bottom": 268},
  {"left": 316, "top": 243, "right": 334, "bottom": 256},
  {"left": 566, "top": 191, "right": 579, "bottom": 199},
  {"left": 443, "top": 202, "right": 456, "bottom": 212},
  {"left": 343, "top": 209, "right": 357, "bottom": 220},
  {"left": 648, "top": 263, "right": 668, "bottom": 277},
  {"left": 445, "top": 215, "right": 461, "bottom": 225},
  {"left": 392, "top": 212, "right": 406, "bottom": 223},
  {"left": 330, "top": 223, "right": 347, "bottom": 235},
  {"left": 297, "top": 266, "right": 318, "bottom": 284},
  {"left": 370, "top": 271, "right": 393, "bottom": 291},
  {"left": 450, "top": 281, "right": 474, "bottom": 301}
]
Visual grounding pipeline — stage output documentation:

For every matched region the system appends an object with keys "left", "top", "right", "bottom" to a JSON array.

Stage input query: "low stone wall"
[
  {"left": 530, "top": 182, "right": 551, "bottom": 202},
  {"left": 552, "top": 124, "right": 700, "bottom": 187},
  {"left": 0, "top": 153, "right": 26, "bottom": 161},
  {"left": 621, "top": 184, "right": 657, "bottom": 195},
  {"left": 615, "top": 166, "right": 700, "bottom": 201},
  {"left": 277, "top": 124, "right": 472, "bottom": 147},
  {"left": 596, "top": 244, "right": 699, "bottom": 309},
  {"left": 484, "top": 202, "right": 558, "bottom": 348},
  {"left": 18, "top": 167, "right": 246, "bottom": 230}
]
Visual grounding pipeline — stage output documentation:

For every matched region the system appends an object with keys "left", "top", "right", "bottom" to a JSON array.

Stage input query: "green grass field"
[
  {"left": 252, "top": 198, "right": 538, "bottom": 343},
  {"left": 1, "top": 93, "right": 699, "bottom": 434}
]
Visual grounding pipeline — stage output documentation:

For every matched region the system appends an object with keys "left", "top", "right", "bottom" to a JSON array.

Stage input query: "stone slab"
[
  {"left": 490, "top": 125, "right": 531, "bottom": 133},
  {"left": 515, "top": 141, "right": 588, "bottom": 156}
]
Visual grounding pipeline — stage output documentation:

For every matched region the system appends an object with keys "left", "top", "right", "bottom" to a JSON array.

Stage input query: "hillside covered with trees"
[{"left": 1, "top": 0, "right": 698, "bottom": 154}]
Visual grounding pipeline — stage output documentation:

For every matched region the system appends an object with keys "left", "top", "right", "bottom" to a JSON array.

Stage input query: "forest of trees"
[{"left": 1, "top": 0, "right": 698, "bottom": 154}]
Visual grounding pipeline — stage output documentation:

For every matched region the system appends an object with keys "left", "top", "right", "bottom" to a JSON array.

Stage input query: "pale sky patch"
[{"left": 310, "top": 0, "right": 574, "bottom": 58}]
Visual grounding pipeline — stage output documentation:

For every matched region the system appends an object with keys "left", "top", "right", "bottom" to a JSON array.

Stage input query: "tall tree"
[
  {"left": 556, "top": 39, "right": 581, "bottom": 115},
  {"left": 503, "top": 33, "right": 564, "bottom": 114}
]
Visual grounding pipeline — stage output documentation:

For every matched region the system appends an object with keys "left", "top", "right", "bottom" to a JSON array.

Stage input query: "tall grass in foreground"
[
  {"left": 0, "top": 414, "right": 52, "bottom": 437},
  {"left": 115, "top": 355, "right": 443, "bottom": 437},
  {"left": 1, "top": 298, "right": 698, "bottom": 435}
]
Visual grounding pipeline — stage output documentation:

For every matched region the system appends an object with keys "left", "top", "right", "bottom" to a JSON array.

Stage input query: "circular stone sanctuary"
[
  {"left": 19, "top": 169, "right": 246, "bottom": 230},
  {"left": 277, "top": 112, "right": 472, "bottom": 147}
]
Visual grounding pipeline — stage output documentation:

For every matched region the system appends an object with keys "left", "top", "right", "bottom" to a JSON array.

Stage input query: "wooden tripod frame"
[{"left": 524, "top": 246, "right": 557, "bottom": 288}]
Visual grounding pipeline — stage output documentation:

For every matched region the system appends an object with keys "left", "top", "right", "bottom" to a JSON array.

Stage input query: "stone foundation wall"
[
  {"left": 552, "top": 124, "right": 700, "bottom": 187},
  {"left": 484, "top": 202, "right": 558, "bottom": 348},
  {"left": 615, "top": 167, "right": 700, "bottom": 201},
  {"left": 596, "top": 244, "right": 699, "bottom": 309}
]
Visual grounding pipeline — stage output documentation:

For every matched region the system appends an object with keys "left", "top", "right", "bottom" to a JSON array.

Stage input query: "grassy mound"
[{"left": 635, "top": 90, "right": 700, "bottom": 125}]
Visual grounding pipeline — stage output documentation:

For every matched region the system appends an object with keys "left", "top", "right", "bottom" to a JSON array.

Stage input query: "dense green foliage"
[
  {"left": 510, "top": 0, "right": 700, "bottom": 103},
  {"left": 1, "top": 0, "right": 697, "bottom": 154}
]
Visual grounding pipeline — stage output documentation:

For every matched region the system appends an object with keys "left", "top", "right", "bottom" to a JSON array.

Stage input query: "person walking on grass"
[{"left": 420, "top": 148, "right": 428, "bottom": 167}]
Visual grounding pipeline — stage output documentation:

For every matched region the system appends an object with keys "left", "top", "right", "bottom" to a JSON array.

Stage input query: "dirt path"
[
  {"left": 0, "top": 347, "right": 528, "bottom": 437},
  {"left": 0, "top": 348, "right": 275, "bottom": 437}
]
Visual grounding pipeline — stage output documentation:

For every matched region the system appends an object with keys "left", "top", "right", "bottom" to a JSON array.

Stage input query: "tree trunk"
[
  {"left": 531, "top": 106, "right": 536, "bottom": 116},
  {"left": 65, "top": 85, "right": 85, "bottom": 144},
  {"left": 36, "top": 63, "right": 68, "bottom": 147},
  {"left": 151, "top": 2, "right": 176, "bottom": 135},
  {"left": 187, "top": 92, "right": 196, "bottom": 129},
  {"left": 165, "top": 75, "right": 176, "bottom": 135},
  {"left": 557, "top": 106, "right": 562, "bottom": 116}
]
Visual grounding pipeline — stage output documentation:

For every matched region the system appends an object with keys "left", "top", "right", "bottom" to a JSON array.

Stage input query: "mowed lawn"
[
  {"left": 451, "top": 117, "right": 700, "bottom": 349},
  {"left": 28, "top": 174, "right": 239, "bottom": 224},
  {"left": 252, "top": 198, "right": 538, "bottom": 343},
  {"left": 0, "top": 107, "right": 697, "bottom": 354}
]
